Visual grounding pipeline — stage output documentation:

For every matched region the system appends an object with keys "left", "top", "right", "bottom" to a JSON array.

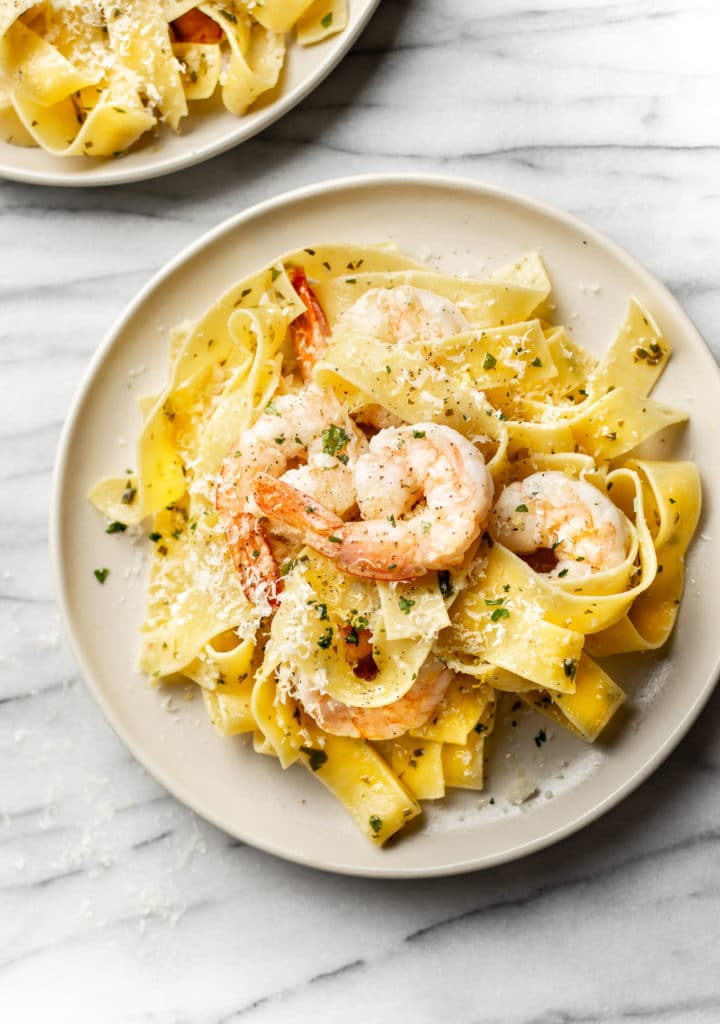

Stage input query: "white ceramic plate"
[
  {"left": 0, "top": 1, "right": 379, "bottom": 187},
  {"left": 51, "top": 175, "right": 720, "bottom": 877}
]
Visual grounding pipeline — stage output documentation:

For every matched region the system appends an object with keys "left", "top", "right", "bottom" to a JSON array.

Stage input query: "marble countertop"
[{"left": 2, "top": 1, "right": 720, "bottom": 1020}]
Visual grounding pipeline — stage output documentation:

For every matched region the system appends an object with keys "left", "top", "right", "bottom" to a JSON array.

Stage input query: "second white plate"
[
  {"left": 0, "top": 0, "right": 379, "bottom": 187},
  {"left": 52, "top": 174, "right": 720, "bottom": 876}
]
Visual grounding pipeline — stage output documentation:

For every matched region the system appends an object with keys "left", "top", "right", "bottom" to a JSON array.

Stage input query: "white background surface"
[{"left": 1, "top": 1, "right": 719, "bottom": 1020}]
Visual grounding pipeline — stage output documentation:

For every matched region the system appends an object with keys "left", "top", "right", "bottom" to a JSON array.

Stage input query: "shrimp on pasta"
[
  {"left": 216, "top": 384, "right": 367, "bottom": 607},
  {"left": 253, "top": 423, "right": 493, "bottom": 580},
  {"left": 293, "top": 657, "right": 453, "bottom": 740},
  {"left": 491, "top": 471, "right": 630, "bottom": 578}
]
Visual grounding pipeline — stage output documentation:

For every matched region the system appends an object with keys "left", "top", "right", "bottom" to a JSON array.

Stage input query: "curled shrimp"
[
  {"left": 340, "top": 285, "right": 467, "bottom": 428},
  {"left": 253, "top": 423, "right": 493, "bottom": 580},
  {"left": 338, "top": 284, "right": 469, "bottom": 347},
  {"left": 287, "top": 275, "right": 468, "bottom": 428},
  {"left": 216, "top": 384, "right": 367, "bottom": 607},
  {"left": 491, "top": 470, "right": 630, "bottom": 578},
  {"left": 293, "top": 657, "right": 453, "bottom": 740}
]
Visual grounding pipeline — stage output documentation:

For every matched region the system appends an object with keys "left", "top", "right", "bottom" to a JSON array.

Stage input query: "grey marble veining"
[{"left": 2, "top": 1, "right": 720, "bottom": 1021}]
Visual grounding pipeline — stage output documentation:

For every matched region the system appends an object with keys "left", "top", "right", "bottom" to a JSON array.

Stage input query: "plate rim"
[
  {"left": 0, "top": 0, "right": 380, "bottom": 188},
  {"left": 50, "top": 172, "right": 720, "bottom": 878}
]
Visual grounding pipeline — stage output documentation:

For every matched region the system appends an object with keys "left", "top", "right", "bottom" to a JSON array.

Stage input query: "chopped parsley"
[
  {"left": 515, "top": 504, "right": 528, "bottom": 513},
  {"left": 265, "top": 400, "right": 279, "bottom": 415},
  {"left": 149, "top": 532, "right": 162, "bottom": 542},
  {"left": 398, "top": 596, "right": 415, "bottom": 614},
  {"left": 327, "top": 535, "right": 342, "bottom": 544},
  {"left": 413, "top": 430, "right": 426, "bottom": 439},
  {"left": 93, "top": 568, "right": 109, "bottom": 584},
  {"left": 534, "top": 729, "right": 547, "bottom": 748},
  {"left": 388, "top": 514, "right": 396, "bottom": 527},
  {"left": 369, "top": 814, "right": 383, "bottom": 835},
  {"left": 557, "top": 568, "right": 569, "bottom": 578},
  {"left": 120, "top": 485, "right": 136, "bottom": 505},
  {"left": 321, "top": 11, "right": 333, "bottom": 28},
  {"left": 316, "top": 603, "right": 329, "bottom": 621},
  {"left": 531, "top": 357, "right": 543, "bottom": 367},
  {"left": 490, "top": 607, "right": 510, "bottom": 622},
  {"left": 318, "top": 627, "right": 333, "bottom": 649},
  {"left": 300, "top": 746, "right": 328, "bottom": 771},
  {"left": 563, "top": 658, "right": 577, "bottom": 679},
  {"left": 485, "top": 598, "right": 504, "bottom": 606},
  {"left": 321, "top": 424, "right": 350, "bottom": 459},
  {"left": 483, "top": 352, "right": 497, "bottom": 370},
  {"left": 270, "top": 266, "right": 282, "bottom": 281},
  {"left": 105, "top": 521, "right": 126, "bottom": 533}
]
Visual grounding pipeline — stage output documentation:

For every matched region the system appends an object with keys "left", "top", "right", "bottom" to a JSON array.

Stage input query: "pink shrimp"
[
  {"left": 491, "top": 471, "right": 629, "bottom": 578},
  {"left": 253, "top": 423, "right": 493, "bottom": 581},
  {"left": 216, "top": 384, "right": 367, "bottom": 608},
  {"left": 294, "top": 657, "right": 453, "bottom": 740}
]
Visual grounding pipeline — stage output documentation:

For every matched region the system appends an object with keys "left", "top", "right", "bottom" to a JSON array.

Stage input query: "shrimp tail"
[
  {"left": 224, "top": 509, "right": 282, "bottom": 610},
  {"left": 289, "top": 267, "right": 331, "bottom": 383},
  {"left": 253, "top": 473, "right": 420, "bottom": 581},
  {"left": 253, "top": 473, "right": 344, "bottom": 561}
]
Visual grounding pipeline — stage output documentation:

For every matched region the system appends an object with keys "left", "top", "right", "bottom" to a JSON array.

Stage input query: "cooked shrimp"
[
  {"left": 342, "top": 287, "right": 470, "bottom": 431},
  {"left": 339, "top": 285, "right": 469, "bottom": 347},
  {"left": 287, "top": 278, "right": 468, "bottom": 426},
  {"left": 289, "top": 267, "right": 331, "bottom": 383},
  {"left": 171, "top": 9, "right": 223, "bottom": 43},
  {"left": 253, "top": 423, "right": 493, "bottom": 580},
  {"left": 216, "top": 384, "right": 367, "bottom": 606},
  {"left": 293, "top": 657, "right": 453, "bottom": 740},
  {"left": 491, "top": 471, "right": 629, "bottom": 578}
]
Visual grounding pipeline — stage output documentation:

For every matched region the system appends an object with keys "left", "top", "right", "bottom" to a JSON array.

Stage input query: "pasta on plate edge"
[
  {"left": 0, "top": 0, "right": 348, "bottom": 158},
  {"left": 89, "top": 243, "right": 701, "bottom": 845}
]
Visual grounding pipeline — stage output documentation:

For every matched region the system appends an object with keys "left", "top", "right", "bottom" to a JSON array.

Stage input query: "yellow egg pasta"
[
  {"left": 90, "top": 243, "right": 701, "bottom": 845},
  {"left": 0, "top": 0, "right": 349, "bottom": 157}
]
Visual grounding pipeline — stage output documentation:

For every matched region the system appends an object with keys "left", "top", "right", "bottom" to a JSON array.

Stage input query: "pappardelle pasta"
[
  {"left": 0, "top": 0, "right": 347, "bottom": 157},
  {"left": 90, "top": 244, "right": 700, "bottom": 845}
]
